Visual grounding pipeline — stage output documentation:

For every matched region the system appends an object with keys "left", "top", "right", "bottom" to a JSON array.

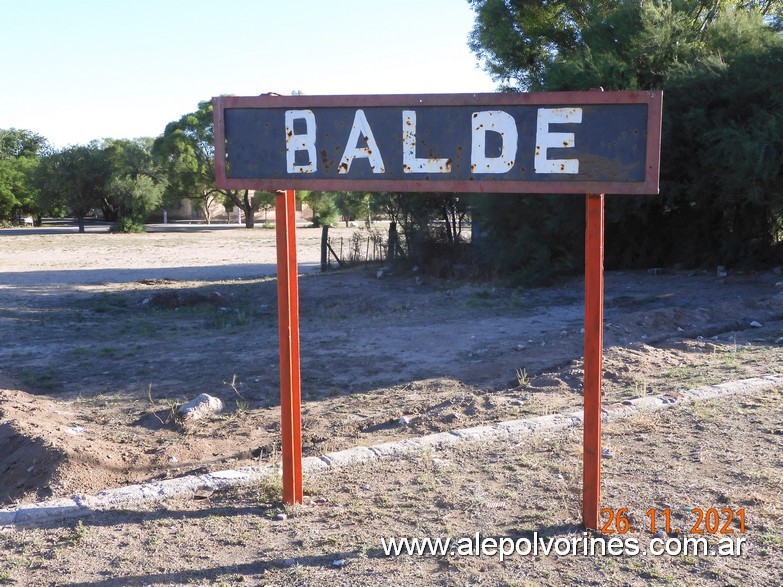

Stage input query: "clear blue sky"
[{"left": 0, "top": 0, "right": 497, "bottom": 149}]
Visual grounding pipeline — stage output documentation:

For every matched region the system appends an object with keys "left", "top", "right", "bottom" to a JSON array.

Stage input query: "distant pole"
[
  {"left": 275, "top": 189, "right": 303, "bottom": 505},
  {"left": 321, "top": 225, "right": 329, "bottom": 271},
  {"left": 583, "top": 193, "right": 605, "bottom": 530}
]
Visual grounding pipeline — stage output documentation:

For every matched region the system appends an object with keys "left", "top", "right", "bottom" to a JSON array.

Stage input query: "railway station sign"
[
  {"left": 213, "top": 90, "right": 664, "bottom": 529},
  {"left": 214, "top": 91, "right": 662, "bottom": 195}
]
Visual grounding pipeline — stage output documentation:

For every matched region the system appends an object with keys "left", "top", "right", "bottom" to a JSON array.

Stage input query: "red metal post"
[
  {"left": 275, "top": 189, "right": 303, "bottom": 505},
  {"left": 583, "top": 193, "right": 605, "bottom": 530}
]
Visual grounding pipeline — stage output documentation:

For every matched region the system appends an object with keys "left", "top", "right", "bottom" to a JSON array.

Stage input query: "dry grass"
[{"left": 3, "top": 388, "right": 783, "bottom": 586}]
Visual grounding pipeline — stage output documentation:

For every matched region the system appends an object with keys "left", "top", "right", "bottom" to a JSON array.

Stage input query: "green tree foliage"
[
  {"left": 302, "top": 191, "right": 339, "bottom": 226},
  {"left": 645, "top": 44, "right": 783, "bottom": 265},
  {"left": 105, "top": 175, "right": 163, "bottom": 230},
  {"left": 0, "top": 157, "right": 38, "bottom": 222},
  {"left": 335, "top": 191, "right": 372, "bottom": 226},
  {"left": 469, "top": 0, "right": 782, "bottom": 90},
  {"left": 469, "top": 0, "right": 783, "bottom": 276},
  {"left": 35, "top": 138, "right": 162, "bottom": 232},
  {"left": 36, "top": 143, "right": 112, "bottom": 232},
  {"left": 299, "top": 191, "right": 374, "bottom": 227},
  {"left": 469, "top": 0, "right": 623, "bottom": 91},
  {"left": 0, "top": 128, "right": 48, "bottom": 159},
  {"left": 300, "top": 191, "right": 373, "bottom": 227},
  {"left": 153, "top": 100, "right": 254, "bottom": 227},
  {"left": 0, "top": 129, "right": 48, "bottom": 221},
  {"left": 253, "top": 190, "right": 277, "bottom": 221},
  {"left": 101, "top": 138, "right": 163, "bottom": 225},
  {"left": 474, "top": 193, "right": 584, "bottom": 285}
]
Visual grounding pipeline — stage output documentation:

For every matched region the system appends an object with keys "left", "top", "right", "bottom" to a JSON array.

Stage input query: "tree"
[
  {"left": 105, "top": 175, "right": 163, "bottom": 230},
  {"left": 369, "top": 192, "right": 470, "bottom": 268},
  {"left": 37, "top": 144, "right": 112, "bottom": 232},
  {"left": 334, "top": 191, "right": 371, "bottom": 226},
  {"left": 302, "top": 191, "right": 374, "bottom": 228},
  {"left": 539, "top": 1, "right": 783, "bottom": 91},
  {"left": 0, "top": 128, "right": 48, "bottom": 160},
  {"left": 468, "top": 0, "right": 783, "bottom": 274},
  {"left": 0, "top": 157, "right": 37, "bottom": 221},
  {"left": 652, "top": 43, "right": 783, "bottom": 265},
  {"left": 370, "top": 192, "right": 416, "bottom": 261},
  {"left": 472, "top": 193, "right": 585, "bottom": 285},
  {"left": 468, "top": 0, "right": 622, "bottom": 90},
  {"left": 35, "top": 138, "right": 163, "bottom": 232},
  {"left": 254, "top": 190, "right": 276, "bottom": 221},
  {"left": 0, "top": 129, "right": 49, "bottom": 221},
  {"left": 469, "top": 0, "right": 782, "bottom": 91},
  {"left": 101, "top": 138, "right": 163, "bottom": 224},
  {"left": 153, "top": 100, "right": 255, "bottom": 227},
  {"left": 301, "top": 191, "right": 338, "bottom": 226}
]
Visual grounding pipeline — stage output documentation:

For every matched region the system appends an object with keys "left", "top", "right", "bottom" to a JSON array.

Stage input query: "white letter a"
[{"left": 338, "top": 110, "right": 385, "bottom": 174}]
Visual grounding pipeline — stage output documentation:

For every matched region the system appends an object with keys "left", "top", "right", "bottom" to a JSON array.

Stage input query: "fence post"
[
  {"left": 320, "top": 225, "right": 329, "bottom": 272},
  {"left": 387, "top": 222, "right": 398, "bottom": 262}
]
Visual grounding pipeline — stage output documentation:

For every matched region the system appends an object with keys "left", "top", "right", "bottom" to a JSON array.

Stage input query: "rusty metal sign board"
[{"left": 214, "top": 91, "right": 662, "bottom": 195}]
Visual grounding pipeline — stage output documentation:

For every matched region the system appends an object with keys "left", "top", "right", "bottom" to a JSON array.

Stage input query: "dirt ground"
[{"left": 1, "top": 221, "right": 782, "bottom": 585}]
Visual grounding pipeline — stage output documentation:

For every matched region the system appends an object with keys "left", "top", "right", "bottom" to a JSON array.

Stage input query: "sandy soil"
[{"left": 1, "top": 222, "right": 782, "bottom": 585}]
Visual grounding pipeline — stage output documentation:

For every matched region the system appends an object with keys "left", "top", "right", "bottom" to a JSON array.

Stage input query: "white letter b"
[{"left": 285, "top": 110, "right": 317, "bottom": 174}]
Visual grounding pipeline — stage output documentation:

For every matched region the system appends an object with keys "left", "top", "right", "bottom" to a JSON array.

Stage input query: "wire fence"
[{"left": 325, "top": 227, "right": 408, "bottom": 268}]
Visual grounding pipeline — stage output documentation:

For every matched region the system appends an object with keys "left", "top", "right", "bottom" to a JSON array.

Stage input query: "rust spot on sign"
[{"left": 320, "top": 149, "right": 330, "bottom": 173}]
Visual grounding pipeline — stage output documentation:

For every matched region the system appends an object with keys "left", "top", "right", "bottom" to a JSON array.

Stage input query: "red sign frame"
[{"left": 214, "top": 91, "right": 662, "bottom": 195}]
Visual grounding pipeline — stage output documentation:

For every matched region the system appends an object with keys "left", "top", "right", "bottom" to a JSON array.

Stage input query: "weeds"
[
  {"left": 758, "top": 528, "right": 783, "bottom": 547},
  {"left": 0, "top": 556, "right": 32, "bottom": 585},
  {"left": 147, "top": 384, "right": 178, "bottom": 425},
  {"left": 255, "top": 472, "right": 283, "bottom": 505},
  {"left": 630, "top": 377, "right": 650, "bottom": 397},
  {"left": 689, "top": 401, "right": 724, "bottom": 423},
  {"left": 224, "top": 373, "right": 245, "bottom": 401},
  {"left": 516, "top": 368, "right": 530, "bottom": 388},
  {"left": 209, "top": 308, "right": 253, "bottom": 330},
  {"left": 18, "top": 368, "right": 56, "bottom": 391},
  {"left": 65, "top": 521, "right": 89, "bottom": 546}
]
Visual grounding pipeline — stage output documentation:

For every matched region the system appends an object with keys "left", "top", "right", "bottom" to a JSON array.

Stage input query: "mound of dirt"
[
  {"left": 0, "top": 385, "right": 280, "bottom": 506},
  {"left": 0, "top": 389, "right": 94, "bottom": 503}
]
